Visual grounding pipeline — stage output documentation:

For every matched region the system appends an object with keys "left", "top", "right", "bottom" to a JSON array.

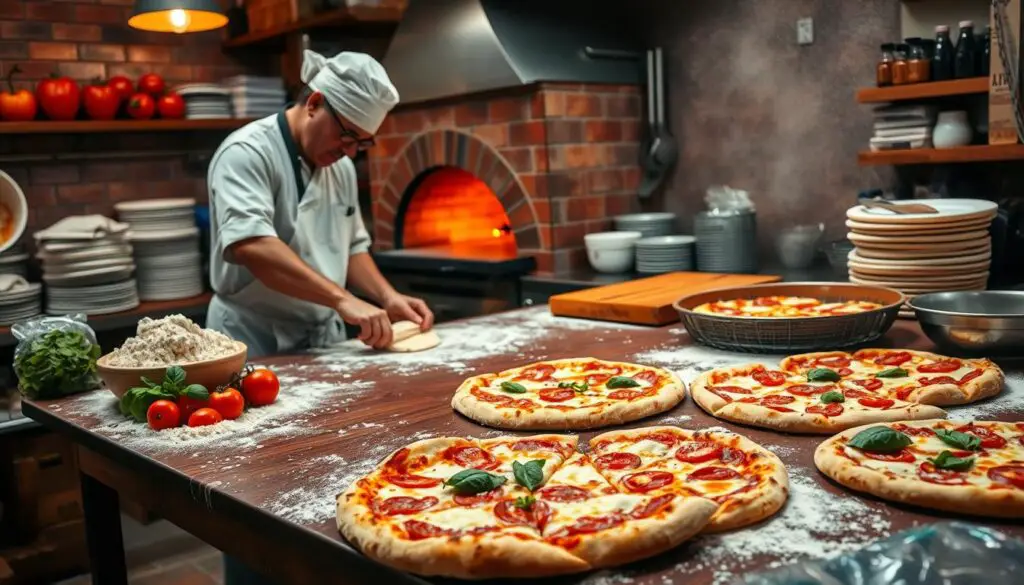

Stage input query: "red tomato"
[
  {"left": 146, "top": 400, "right": 181, "bottom": 431},
  {"left": 82, "top": 80, "right": 119, "bottom": 120},
  {"left": 752, "top": 369, "right": 786, "bottom": 386},
  {"left": 126, "top": 93, "right": 155, "bottom": 120},
  {"left": 209, "top": 387, "right": 245, "bottom": 420},
  {"left": 188, "top": 407, "right": 224, "bottom": 427},
  {"left": 107, "top": 75, "right": 134, "bottom": 102},
  {"left": 177, "top": 395, "right": 208, "bottom": 420},
  {"left": 137, "top": 73, "right": 166, "bottom": 96},
  {"left": 157, "top": 92, "right": 185, "bottom": 119},
  {"left": 36, "top": 75, "right": 79, "bottom": 120},
  {"left": 0, "top": 65, "right": 37, "bottom": 121},
  {"left": 241, "top": 368, "right": 280, "bottom": 406}
]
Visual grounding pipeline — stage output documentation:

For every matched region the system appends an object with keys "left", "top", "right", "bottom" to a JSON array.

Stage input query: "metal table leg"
[{"left": 79, "top": 472, "right": 128, "bottom": 585}]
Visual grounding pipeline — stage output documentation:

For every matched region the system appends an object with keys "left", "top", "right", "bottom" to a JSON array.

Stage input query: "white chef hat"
[{"left": 300, "top": 50, "right": 399, "bottom": 134}]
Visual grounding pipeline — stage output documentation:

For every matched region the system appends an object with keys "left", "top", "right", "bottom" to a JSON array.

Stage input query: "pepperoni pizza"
[
  {"left": 815, "top": 420, "right": 1024, "bottom": 518},
  {"left": 692, "top": 296, "right": 884, "bottom": 318},
  {"left": 336, "top": 432, "right": 721, "bottom": 578},
  {"left": 451, "top": 358, "right": 685, "bottom": 430}
]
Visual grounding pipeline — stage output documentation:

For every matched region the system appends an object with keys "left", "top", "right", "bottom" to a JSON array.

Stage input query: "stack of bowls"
[
  {"left": 584, "top": 231, "right": 642, "bottom": 274},
  {"left": 612, "top": 213, "right": 676, "bottom": 238},
  {"left": 0, "top": 242, "right": 29, "bottom": 277},
  {"left": 118, "top": 199, "right": 203, "bottom": 301},
  {"left": 694, "top": 209, "right": 758, "bottom": 273},
  {"left": 635, "top": 236, "right": 696, "bottom": 274},
  {"left": 0, "top": 277, "right": 41, "bottom": 325}
]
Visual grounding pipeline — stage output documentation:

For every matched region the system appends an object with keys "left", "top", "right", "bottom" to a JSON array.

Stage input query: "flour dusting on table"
[
  {"left": 632, "top": 343, "right": 785, "bottom": 385},
  {"left": 947, "top": 370, "right": 1024, "bottom": 419}
]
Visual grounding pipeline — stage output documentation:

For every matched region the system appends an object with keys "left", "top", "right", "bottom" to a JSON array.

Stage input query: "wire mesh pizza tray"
[{"left": 673, "top": 282, "right": 905, "bottom": 353}]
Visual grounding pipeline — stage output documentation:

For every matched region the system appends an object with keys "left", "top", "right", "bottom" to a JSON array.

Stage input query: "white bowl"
[
  {"left": 584, "top": 231, "right": 643, "bottom": 251},
  {"left": 0, "top": 170, "right": 28, "bottom": 256},
  {"left": 587, "top": 247, "right": 635, "bottom": 273}
]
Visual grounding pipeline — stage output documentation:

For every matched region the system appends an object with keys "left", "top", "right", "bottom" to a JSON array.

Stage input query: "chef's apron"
[{"left": 207, "top": 112, "right": 354, "bottom": 359}]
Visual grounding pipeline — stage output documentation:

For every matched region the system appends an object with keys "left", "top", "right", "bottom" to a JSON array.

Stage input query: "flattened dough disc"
[{"left": 388, "top": 320, "right": 440, "bottom": 352}]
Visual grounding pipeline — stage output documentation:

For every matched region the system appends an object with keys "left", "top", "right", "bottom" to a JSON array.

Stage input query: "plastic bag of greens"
[{"left": 13, "top": 313, "right": 102, "bottom": 399}]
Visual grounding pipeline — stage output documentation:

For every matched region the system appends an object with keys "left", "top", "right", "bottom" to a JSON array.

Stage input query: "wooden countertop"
[{"left": 23, "top": 308, "right": 1024, "bottom": 584}]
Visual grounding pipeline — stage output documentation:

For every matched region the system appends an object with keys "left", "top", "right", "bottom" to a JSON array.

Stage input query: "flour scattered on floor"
[
  {"left": 632, "top": 344, "right": 785, "bottom": 385},
  {"left": 947, "top": 370, "right": 1024, "bottom": 420},
  {"left": 312, "top": 308, "right": 642, "bottom": 375},
  {"left": 654, "top": 412, "right": 693, "bottom": 426}
]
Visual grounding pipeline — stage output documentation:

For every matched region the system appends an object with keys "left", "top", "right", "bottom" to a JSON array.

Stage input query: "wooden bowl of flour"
[{"left": 96, "top": 342, "right": 248, "bottom": 400}]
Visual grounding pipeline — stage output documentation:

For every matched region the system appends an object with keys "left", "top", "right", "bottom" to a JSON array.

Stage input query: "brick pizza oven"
[{"left": 369, "top": 0, "right": 644, "bottom": 288}]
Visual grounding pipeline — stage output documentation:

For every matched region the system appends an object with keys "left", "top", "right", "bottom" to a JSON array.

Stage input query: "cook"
[
  {"left": 206, "top": 49, "right": 434, "bottom": 359},
  {"left": 205, "top": 51, "right": 434, "bottom": 584}
]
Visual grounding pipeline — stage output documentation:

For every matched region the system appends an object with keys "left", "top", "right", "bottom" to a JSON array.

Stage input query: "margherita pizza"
[
  {"left": 692, "top": 296, "right": 883, "bottom": 318},
  {"left": 451, "top": 358, "right": 685, "bottom": 430},
  {"left": 336, "top": 432, "right": 721, "bottom": 578},
  {"left": 815, "top": 420, "right": 1024, "bottom": 518}
]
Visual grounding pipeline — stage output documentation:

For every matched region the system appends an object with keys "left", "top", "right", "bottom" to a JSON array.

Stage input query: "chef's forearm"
[
  {"left": 229, "top": 236, "right": 352, "bottom": 308},
  {"left": 346, "top": 252, "right": 397, "bottom": 304}
]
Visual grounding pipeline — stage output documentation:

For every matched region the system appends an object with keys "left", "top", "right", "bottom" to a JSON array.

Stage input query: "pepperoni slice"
[
  {"left": 622, "top": 471, "right": 675, "bottom": 492},
  {"left": 918, "top": 376, "right": 957, "bottom": 387},
  {"left": 754, "top": 297, "right": 780, "bottom": 306},
  {"left": 594, "top": 452, "right": 642, "bottom": 470},
  {"left": 563, "top": 514, "right": 625, "bottom": 535},
  {"left": 918, "top": 359, "right": 962, "bottom": 373},
  {"left": 454, "top": 491, "right": 499, "bottom": 506},
  {"left": 988, "top": 465, "right": 1024, "bottom": 490},
  {"left": 638, "top": 431, "right": 680, "bottom": 447},
  {"left": 403, "top": 519, "right": 451, "bottom": 540},
  {"left": 539, "top": 387, "right": 575, "bottom": 402},
  {"left": 863, "top": 449, "right": 916, "bottom": 463},
  {"left": 959, "top": 369, "right": 983, "bottom": 384},
  {"left": 752, "top": 370, "right": 787, "bottom": 386},
  {"left": 956, "top": 424, "right": 1007, "bottom": 449},
  {"left": 387, "top": 474, "right": 442, "bottom": 489},
  {"left": 806, "top": 403, "right": 844, "bottom": 417},
  {"left": 786, "top": 384, "right": 831, "bottom": 396},
  {"left": 630, "top": 494, "right": 675, "bottom": 519},
  {"left": 494, "top": 500, "right": 534, "bottom": 525},
  {"left": 633, "top": 370, "right": 659, "bottom": 384},
  {"left": 537, "top": 485, "right": 590, "bottom": 503},
  {"left": 918, "top": 462, "right": 968, "bottom": 486},
  {"left": 736, "top": 396, "right": 759, "bottom": 403},
  {"left": 851, "top": 378, "right": 883, "bottom": 391},
  {"left": 511, "top": 439, "right": 562, "bottom": 452},
  {"left": 891, "top": 423, "right": 934, "bottom": 437},
  {"left": 760, "top": 394, "right": 796, "bottom": 407},
  {"left": 518, "top": 364, "right": 555, "bottom": 382},
  {"left": 842, "top": 388, "right": 871, "bottom": 398},
  {"left": 857, "top": 397, "right": 895, "bottom": 409},
  {"left": 674, "top": 441, "right": 723, "bottom": 464},
  {"left": 816, "top": 356, "right": 851, "bottom": 369},
  {"left": 383, "top": 448, "right": 411, "bottom": 473},
  {"left": 375, "top": 496, "right": 438, "bottom": 516},
  {"left": 765, "top": 406, "right": 795, "bottom": 412},
  {"left": 875, "top": 351, "right": 912, "bottom": 366},
  {"left": 608, "top": 389, "right": 644, "bottom": 400},
  {"left": 470, "top": 387, "right": 513, "bottom": 404},
  {"left": 688, "top": 466, "right": 741, "bottom": 481},
  {"left": 532, "top": 501, "right": 553, "bottom": 531},
  {"left": 720, "top": 447, "right": 747, "bottom": 465},
  {"left": 837, "top": 368, "right": 853, "bottom": 377},
  {"left": 712, "top": 385, "right": 752, "bottom": 395},
  {"left": 586, "top": 373, "right": 611, "bottom": 386},
  {"left": 443, "top": 446, "right": 498, "bottom": 470}
]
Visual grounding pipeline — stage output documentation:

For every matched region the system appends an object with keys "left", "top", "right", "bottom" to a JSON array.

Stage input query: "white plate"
[
  {"left": 127, "top": 227, "right": 200, "bottom": 242},
  {"left": 0, "top": 253, "right": 28, "bottom": 265},
  {"left": 849, "top": 258, "right": 991, "bottom": 276},
  {"left": 847, "top": 229, "right": 989, "bottom": 245},
  {"left": 43, "top": 258, "right": 135, "bottom": 274},
  {"left": 852, "top": 237, "right": 990, "bottom": 251},
  {"left": 42, "top": 266, "right": 134, "bottom": 287},
  {"left": 636, "top": 235, "right": 696, "bottom": 247},
  {"left": 848, "top": 267, "right": 990, "bottom": 283},
  {"left": 853, "top": 244, "right": 990, "bottom": 260},
  {"left": 845, "top": 218, "right": 992, "bottom": 234},
  {"left": 846, "top": 199, "right": 999, "bottom": 225},
  {"left": 46, "top": 298, "right": 140, "bottom": 316},
  {"left": 38, "top": 245, "right": 134, "bottom": 263},
  {"left": 115, "top": 198, "right": 195, "bottom": 213},
  {"left": 848, "top": 249, "right": 991, "bottom": 266}
]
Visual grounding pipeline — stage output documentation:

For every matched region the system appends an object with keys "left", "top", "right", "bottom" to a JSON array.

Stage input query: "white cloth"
[
  {"left": 205, "top": 114, "right": 371, "bottom": 358},
  {"left": 300, "top": 50, "right": 398, "bottom": 134},
  {"left": 34, "top": 215, "right": 129, "bottom": 241}
]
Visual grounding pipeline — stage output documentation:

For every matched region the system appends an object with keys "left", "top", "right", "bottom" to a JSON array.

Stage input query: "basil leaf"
[
  {"left": 929, "top": 450, "right": 975, "bottom": 471},
  {"left": 935, "top": 429, "right": 981, "bottom": 451},
  {"left": 140, "top": 377, "right": 161, "bottom": 389},
  {"left": 183, "top": 384, "right": 209, "bottom": 400},
  {"left": 807, "top": 368, "right": 840, "bottom": 383},
  {"left": 513, "top": 495, "right": 536, "bottom": 510},
  {"left": 558, "top": 381, "right": 588, "bottom": 393},
  {"left": 606, "top": 376, "right": 640, "bottom": 389},
  {"left": 848, "top": 426, "right": 912, "bottom": 452},
  {"left": 500, "top": 381, "right": 527, "bottom": 394},
  {"left": 513, "top": 459, "right": 546, "bottom": 491},
  {"left": 444, "top": 469, "right": 507, "bottom": 495},
  {"left": 875, "top": 367, "right": 908, "bottom": 378},
  {"left": 820, "top": 390, "right": 845, "bottom": 403},
  {"left": 163, "top": 366, "right": 187, "bottom": 390}
]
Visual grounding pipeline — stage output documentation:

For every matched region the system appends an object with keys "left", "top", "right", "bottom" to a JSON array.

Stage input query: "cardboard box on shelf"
[{"left": 990, "top": 0, "right": 1023, "bottom": 144}]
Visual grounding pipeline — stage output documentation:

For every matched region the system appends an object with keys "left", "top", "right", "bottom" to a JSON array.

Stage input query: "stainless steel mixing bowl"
[{"left": 908, "top": 291, "right": 1024, "bottom": 355}]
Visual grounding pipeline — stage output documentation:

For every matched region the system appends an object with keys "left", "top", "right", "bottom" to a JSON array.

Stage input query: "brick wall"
[
  {"left": 0, "top": 0, "right": 265, "bottom": 243},
  {"left": 369, "top": 83, "right": 643, "bottom": 274}
]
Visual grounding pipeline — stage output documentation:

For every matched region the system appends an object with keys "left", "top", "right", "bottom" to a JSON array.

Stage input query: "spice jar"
[
  {"left": 892, "top": 43, "right": 910, "bottom": 85},
  {"left": 877, "top": 43, "right": 895, "bottom": 86},
  {"left": 906, "top": 39, "right": 931, "bottom": 83}
]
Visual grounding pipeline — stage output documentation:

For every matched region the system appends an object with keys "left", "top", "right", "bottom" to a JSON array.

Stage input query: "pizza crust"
[{"left": 815, "top": 420, "right": 1024, "bottom": 519}]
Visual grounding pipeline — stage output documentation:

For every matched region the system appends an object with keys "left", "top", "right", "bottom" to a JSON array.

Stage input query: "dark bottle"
[
  {"left": 933, "top": 25, "right": 955, "bottom": 80},
  {"left": 955, "top": 20, "right": 978, "bottom": 78},
  {"left": 922, "top": 38, "right": 936, "bottom": 60},
  {"left": 979, "top": 25, "right": 992, "bottom": 76}
]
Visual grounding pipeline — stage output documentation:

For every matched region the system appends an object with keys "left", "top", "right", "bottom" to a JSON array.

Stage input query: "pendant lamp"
[{"left": 129, "top": 0, "right": 228, "bottom": 34}]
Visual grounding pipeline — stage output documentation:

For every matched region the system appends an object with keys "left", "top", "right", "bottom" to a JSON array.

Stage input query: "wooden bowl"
[{"left": 96, "top": 342, "right": 248, "bottom": 400}]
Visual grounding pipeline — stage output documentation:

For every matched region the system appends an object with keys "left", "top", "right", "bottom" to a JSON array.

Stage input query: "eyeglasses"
[{"left": 322, "top": 98, "right": 375, "bottom": 151}]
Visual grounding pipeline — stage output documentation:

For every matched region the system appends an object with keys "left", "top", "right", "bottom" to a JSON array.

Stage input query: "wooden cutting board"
[{"left": 549, "top": 271, "right": 781, "bottom": 326}]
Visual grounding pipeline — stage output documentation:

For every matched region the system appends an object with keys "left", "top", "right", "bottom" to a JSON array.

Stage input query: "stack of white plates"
[
  {"left": 635, "top": 236, "right": 696, "bottom": 274},
  {"left": 116, "top": 198, "right": 195, "bottom": 232},
  {"left": 223, "top": 75, "right": 286, "bottom": 118},
  {"left": 845, "top": 198, "right": 998, "bottom": 318},
  {"left": 47, "top": 280, "right": 139, "bottom": 316},
  {"left": 129, "top": 228, "right": 204, "bottom": 301},
  {"left": 613, "top": 213, "right": 677, "bottom": 238},
  {"left": 0, "top": 280, "right": 41, "bottom": 325},
  {"left": 177, "top": 84, "right": 232, "bottom": 119},
  {"left": 0, "top": 242, "right": 29, "bottom": 277}
]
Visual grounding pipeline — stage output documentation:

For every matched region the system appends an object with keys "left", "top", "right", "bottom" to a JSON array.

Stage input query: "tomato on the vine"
[
  {"left": 147, "top": 400, "right": 181, "bottom": 431},
  {"left": 241, "top": 368, "right": 279, "bottom": 407},
  {"left": 209, "top": 387, "right": 245, "bottom": 420},
  {"left": 188, "top": 408, "right": 223, "bottom": 427}
]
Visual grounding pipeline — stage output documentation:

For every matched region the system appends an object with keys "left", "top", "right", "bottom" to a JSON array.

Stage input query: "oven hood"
[{"left": 381, "top": 0, "right": 641, "bottom": 105}]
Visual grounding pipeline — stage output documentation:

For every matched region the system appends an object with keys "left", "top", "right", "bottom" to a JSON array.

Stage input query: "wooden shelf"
[
  {"left": 223, "top": 5, "right": 402, "bottom": 49},
  {"left": 857, "top": 77, "right": 989, "bottom": 103},
  {"left": 0, "top": 119, "right": 254, "bottom": 134},
  {"left": 858, "top": 144, "right": 1024, "bottom": 165}
]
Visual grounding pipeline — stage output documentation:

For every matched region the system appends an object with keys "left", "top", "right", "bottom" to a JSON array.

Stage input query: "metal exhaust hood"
[{"left": 382, "top": 0, "right": 641, "bottom": 105}]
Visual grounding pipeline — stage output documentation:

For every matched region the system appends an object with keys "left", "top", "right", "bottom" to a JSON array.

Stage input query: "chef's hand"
[
  {"left": 381, "top": 292, "right": 435, "bottom": 332},
  {"left": 336, "top": 296, "right": 393, "bottom": 349}
]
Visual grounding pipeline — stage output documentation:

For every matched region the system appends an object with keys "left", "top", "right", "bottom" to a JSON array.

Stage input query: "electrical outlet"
[{"left": 797, "top": 17, "right": 814, "bottom": 45}]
